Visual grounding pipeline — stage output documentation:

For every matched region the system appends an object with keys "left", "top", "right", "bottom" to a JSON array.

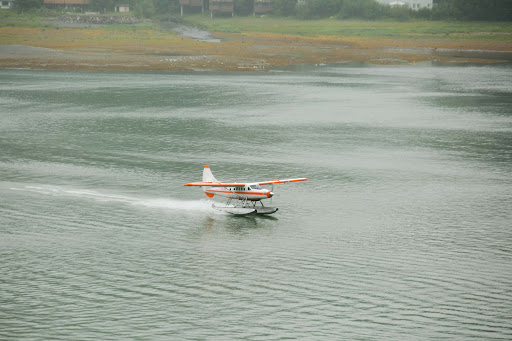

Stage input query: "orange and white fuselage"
[{"left": 203, "top": 183, "right": 273, "bottom": 201}]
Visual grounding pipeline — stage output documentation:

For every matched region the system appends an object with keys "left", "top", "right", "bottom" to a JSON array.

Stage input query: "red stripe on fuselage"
[{"left": 208, "top": 190, "right": 267, "bottom": 196}]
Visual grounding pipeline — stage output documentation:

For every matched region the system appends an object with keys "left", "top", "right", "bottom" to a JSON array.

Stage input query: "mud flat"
[{"left": 1, "top": 24, "right": 511, "bottom": 71}]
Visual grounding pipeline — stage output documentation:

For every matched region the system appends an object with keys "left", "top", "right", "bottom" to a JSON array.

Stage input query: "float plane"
[{"left": 184, "top": 165, "right": 308, "bottom": 215}]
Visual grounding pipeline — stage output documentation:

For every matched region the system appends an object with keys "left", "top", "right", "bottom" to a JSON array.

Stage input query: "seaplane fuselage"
[{"left": 204, "top": 184, "right": 273, "bottom": 201}]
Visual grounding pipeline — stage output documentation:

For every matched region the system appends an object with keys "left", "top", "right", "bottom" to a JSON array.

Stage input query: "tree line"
[
  {"left": 14, "top": 0, "right": 512, "bottom": 21},
  {"left": 275, "top": 0, "right": 512, "bottom": 21}
]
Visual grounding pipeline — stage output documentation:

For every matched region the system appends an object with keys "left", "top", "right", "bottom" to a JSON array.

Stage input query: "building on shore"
[
  {"left": 209, "top": 0, "right": 233, "bottom": 18},
  {"left": 44, "top": 0, "right": 89, "bottom": 10},
  {"left": 1, "top": 0, "right": 15, "bottom": 9},
  {"left": 254, "top": 0, "right": 272, "bottom": 15},
  {"left": 376, "top": 0, "right": 433, "bottom": 10},
  {"left": 115, "top": 3, "right": 129, "bottom": 12},
  {"left": 179, "top": 0, "right": 204, "bottom": 16}
]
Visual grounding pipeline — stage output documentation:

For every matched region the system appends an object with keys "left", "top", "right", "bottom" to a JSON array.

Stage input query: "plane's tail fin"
[
  {"left": 202, "top": 165, "right": 217, "bottom": 197},
  {"left": 202, "top": 165, "right": 218, "bottom": 183}
]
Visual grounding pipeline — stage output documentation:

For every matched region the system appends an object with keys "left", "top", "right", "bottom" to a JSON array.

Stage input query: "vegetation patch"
[{"left": 184, "top": 15, "right": 512, "bottom": 42}]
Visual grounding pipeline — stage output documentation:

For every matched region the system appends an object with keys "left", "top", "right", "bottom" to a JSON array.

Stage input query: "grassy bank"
[
  {"left": 183, "top": 14, "right": 512, "bottom": 41},
  {"left": 0, "top": 11, "right": 175, "bottom": 46},
  {"left": 1, "top": 11, "right": 511, "bottom": 71},
  {"left": 0, "top": 9, "right": 48, "bottom": 27},
  {"left": 2, "top": 10, "right": 512, "bottom": 41},
  {"left": 0, "top": 26, "right": 184, "bottom": 50}
]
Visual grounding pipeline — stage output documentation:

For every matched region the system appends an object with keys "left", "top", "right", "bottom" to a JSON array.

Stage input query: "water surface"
[{"left": 1, "top": 64, "right": 512, "bottom": 340}]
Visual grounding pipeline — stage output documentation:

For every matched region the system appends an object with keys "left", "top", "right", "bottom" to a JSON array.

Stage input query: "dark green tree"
[
  {"left": 234, "top": 0, "right": 252, "bottom": 15},
  {"left": 432, "top": 0, "right": 512, "bottom": 21},
  {"left": 15, "top": 0, "right": 42, "bottom": 13},
  {"left": 272, "top": 0, "right": 296, "bottom": 16},
  {"left": 295, "top": 0, "right": 343, "bottom": 19},
  {"left": 455, "top": 0, "right": 512, "bottom": 21},
  {"left": 154, "top": 0, "right": 179, "bottom": 15},
  {"left": 89, "top": 0, "right": 116, "bottom": 12},
  {"left": 388, "top": 5, "right": 409, "bottom": 21},
  {"left": 133, "top": 0, "right": 154, "bottom": 18},
  {"left": 414, "top": 7, "right": 432, "bottom": 20},
  {"left": 294, "top": 2, "right": 309, "bottom": 19},
  {"left": 339, "top": 0, "right": 392, "bottom": 20},
  {"left": 430, "top": 2, "right": 456, "bottom": 20}
]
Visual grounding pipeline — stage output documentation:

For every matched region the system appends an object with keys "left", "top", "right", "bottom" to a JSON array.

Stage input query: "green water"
[{"left": 1, "top": 65, "right": 512, "bottom": 340}]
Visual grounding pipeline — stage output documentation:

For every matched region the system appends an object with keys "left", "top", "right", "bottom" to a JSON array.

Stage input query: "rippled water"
[{"left": 1, "top": 64, "right": 512, "bottom": 340}]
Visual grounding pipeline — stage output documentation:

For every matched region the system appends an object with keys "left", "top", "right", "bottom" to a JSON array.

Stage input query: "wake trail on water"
[{"left": 9, "top": 184, "right": 214, "bottom": 213}]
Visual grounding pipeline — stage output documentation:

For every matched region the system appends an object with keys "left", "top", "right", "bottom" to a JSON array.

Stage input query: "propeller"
[{"left": 271, "top": 183, "right": 274, "bottom": 205}]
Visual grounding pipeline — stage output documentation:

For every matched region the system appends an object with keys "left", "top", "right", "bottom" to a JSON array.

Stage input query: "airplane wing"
[
  {"left": 184, "top": 182, "right": 246, "bottom": 187},
  {"left": 257, "top": 178, "right": 308, "bottom": 185},
  {"left": 184, "top": 178, "right": 308, "bottom": 186}
]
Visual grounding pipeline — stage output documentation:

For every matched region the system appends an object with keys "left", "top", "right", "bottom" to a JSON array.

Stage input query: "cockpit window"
[{"left": 251, "top": 185, "right": 261, "bottom": 189}]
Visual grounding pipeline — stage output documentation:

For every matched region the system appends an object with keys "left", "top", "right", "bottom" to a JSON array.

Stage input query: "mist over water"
[{"left": 1, "top": 64, "right": 512, "bottom": 340}]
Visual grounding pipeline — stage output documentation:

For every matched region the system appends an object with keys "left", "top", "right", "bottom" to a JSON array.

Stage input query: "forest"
[{"left": 14, "top": 0, "right": 512, "bottom": 21}]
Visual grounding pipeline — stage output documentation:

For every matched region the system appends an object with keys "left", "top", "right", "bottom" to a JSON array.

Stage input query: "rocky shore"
[{"left": 59, "top": 14, "right": 140, "bottom": 25}]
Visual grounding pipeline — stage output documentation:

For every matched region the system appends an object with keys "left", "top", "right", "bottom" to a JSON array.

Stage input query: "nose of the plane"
[{"left": 267, "top": 191, "right": 274, "bottom": 198}]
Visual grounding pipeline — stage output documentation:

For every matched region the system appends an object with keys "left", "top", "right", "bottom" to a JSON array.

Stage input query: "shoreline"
[{"left": 1, "top": 24, "right": 511, "bottom": 72}]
